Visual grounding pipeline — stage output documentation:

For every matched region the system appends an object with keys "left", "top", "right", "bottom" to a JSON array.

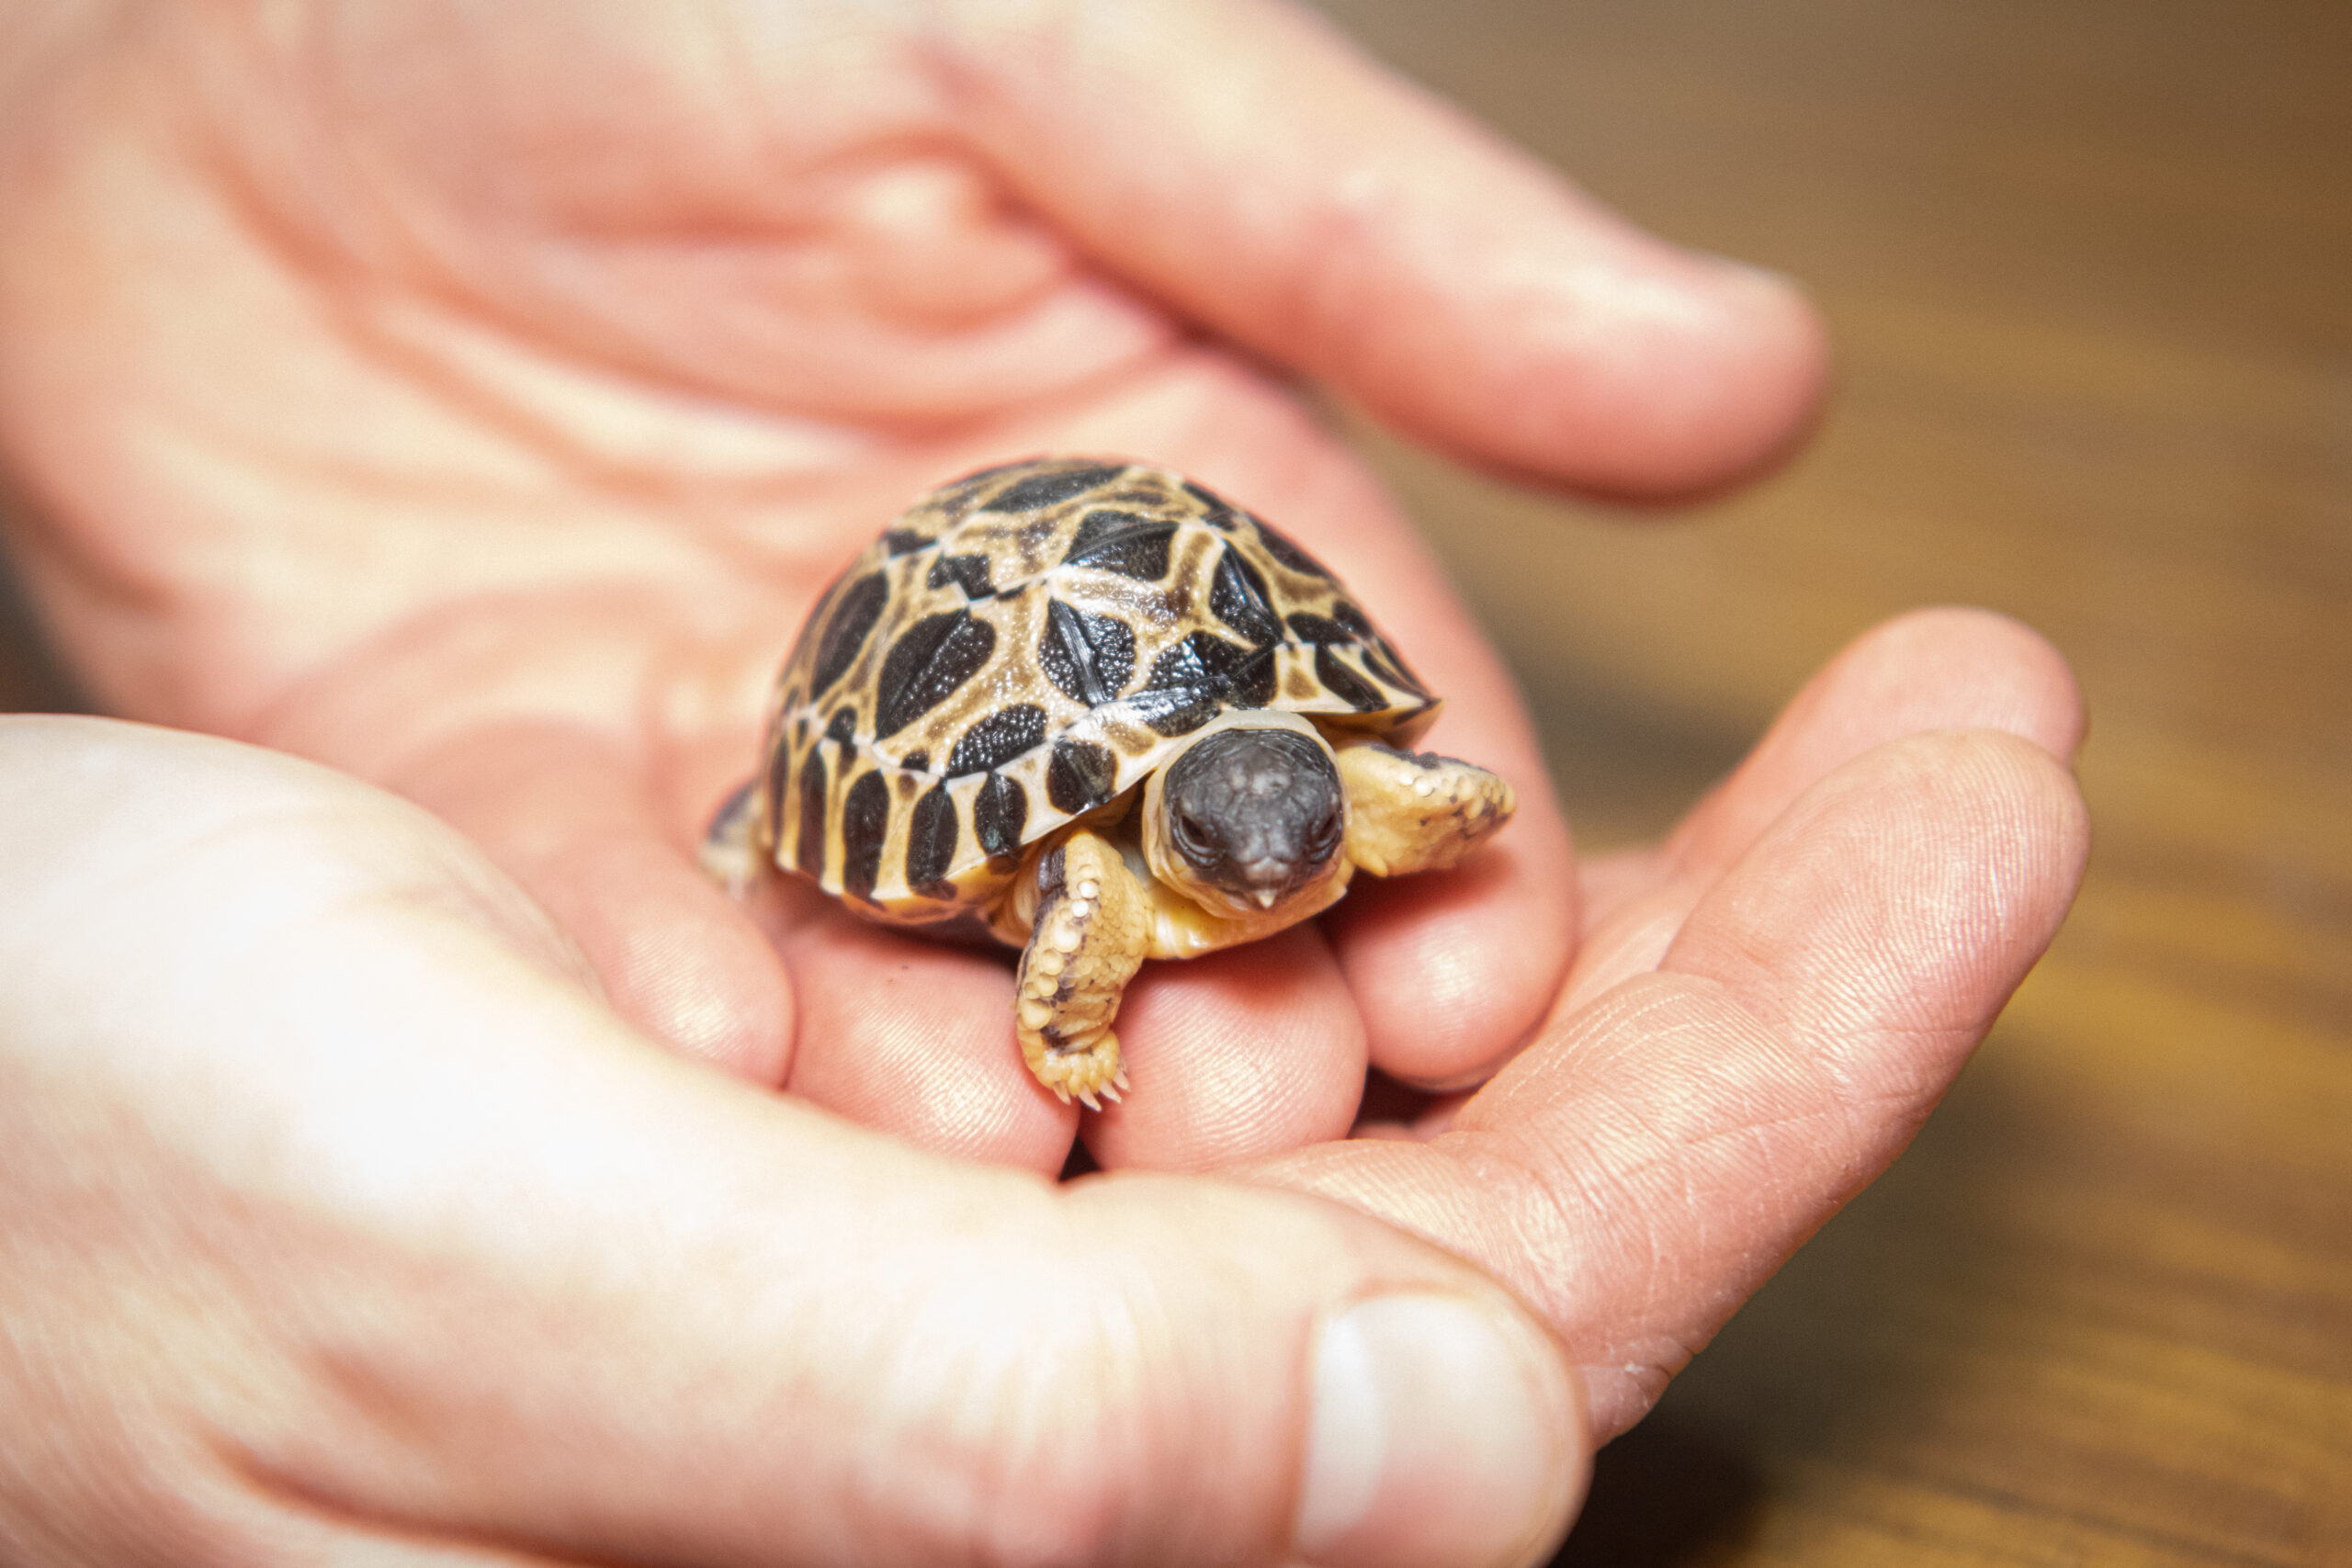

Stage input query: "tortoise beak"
[{"left": 1251, "top": 887, "right": 1281, "bottom": 910}]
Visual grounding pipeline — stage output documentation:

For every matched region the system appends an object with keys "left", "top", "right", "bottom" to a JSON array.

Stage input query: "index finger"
[
  {"left": 944, "top": 0, "right": 1826, "bottom": 497},
  {"left": 1243, "top": 727, "right": 2088, "bottom": 1438}
]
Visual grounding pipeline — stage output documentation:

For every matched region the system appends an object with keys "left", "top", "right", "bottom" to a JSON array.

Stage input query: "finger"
[
  {"left": 769, "top": 887, "right": 1080, "bottom": 1175},
  {"left": 1563, "top": 607, "right": 2085, "bottom": 1012},
  {"left": 945, "top": 0, "right": 1826, "bottom": 496},
  {"left": 1083, "top": 923, "right": 1368, "bottom": 1171},
  {"left": 0, "top": 716, "right": 1589, "bottom": 1568},
  {"left": 773, "top": 879, "right": 1365, "bottom": 1176},
  {"left": 1019, "top": 362, "right": 1580, "bottom": 1088},
  {"left": 386, "top": 719, "right": 798, "bottom": 1084},
  {"left": 1245, "top": 728, "right": 2089, "bottom": 1438}
]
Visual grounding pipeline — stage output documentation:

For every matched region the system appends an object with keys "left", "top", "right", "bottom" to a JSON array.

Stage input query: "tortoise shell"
[{"left": 755, "top": 457, "right": 1438, "bottom": 923}]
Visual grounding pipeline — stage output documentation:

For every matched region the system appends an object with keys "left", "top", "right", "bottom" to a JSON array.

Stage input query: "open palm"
[{"left": 0, "top": 0, "right": 1830, "bottom": 1172}]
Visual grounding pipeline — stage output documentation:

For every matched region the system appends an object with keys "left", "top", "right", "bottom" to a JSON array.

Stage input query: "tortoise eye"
[
  {"left": 1309, "top": 809, "right": 1344, "bottom": 857},
  {"left": 1171, "top": 807, "right": 1214, "bottom": 860}
]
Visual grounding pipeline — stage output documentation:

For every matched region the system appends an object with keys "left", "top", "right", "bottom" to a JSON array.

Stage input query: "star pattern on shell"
[{"left": 752, "top": 457, "right": 1438, "bottom": 920}]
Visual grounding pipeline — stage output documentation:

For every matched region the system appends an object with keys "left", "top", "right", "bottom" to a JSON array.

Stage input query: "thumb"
[
  {"left": 236, "top": 943, "right": 1593, "bottom": 1568},
  {"left": 943, "top": 0, "right": 1826, "bottom": 497},
  {"left": 0, "top": 717, "right": 1586, "bottom": 1568}
]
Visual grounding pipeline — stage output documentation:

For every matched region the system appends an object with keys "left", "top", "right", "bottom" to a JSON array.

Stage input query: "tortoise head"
[{"left": 1145, "top": 715, "right": 1349, "bottom": 919}]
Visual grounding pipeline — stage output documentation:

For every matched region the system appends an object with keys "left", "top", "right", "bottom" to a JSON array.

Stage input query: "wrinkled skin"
[
  {"left": 0, "top": 3, "right": 2089, "bottom": 1564},
  {"left": 0, "top": 0, "right": 1826, "bottom": 1165}
]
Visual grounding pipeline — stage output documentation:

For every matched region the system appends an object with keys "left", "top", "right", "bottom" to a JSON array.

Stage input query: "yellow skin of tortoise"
[{"left": 704, "top": 457, "right": 1514, "bottom": 1106}]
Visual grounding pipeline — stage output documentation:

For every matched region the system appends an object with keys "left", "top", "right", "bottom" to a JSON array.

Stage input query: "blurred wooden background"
[
  {"left": 1307, "top": 1, "right": 2350, "bottom": 1563},
  {"left": 3, "top": 0, "right": 2344, "bottom": 1562}
]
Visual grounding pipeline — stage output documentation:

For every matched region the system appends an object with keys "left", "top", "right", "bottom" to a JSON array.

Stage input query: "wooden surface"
[
  {"left": 2, "top": 1, "right": 2344, "bottom": 1562},
  {"left": 1310, "top": 1, "right": 2352, "bottom": 1562}
]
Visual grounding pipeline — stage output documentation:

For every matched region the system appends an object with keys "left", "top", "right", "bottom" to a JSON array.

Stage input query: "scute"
[
  {"left": 875, "top": 611, "right": 996, "bottom": 739},
  {"left": 841, "top": 770, "right": 891, "bottom": 902},
  {"left": 808, "top": 571, "right": 888, "bottom": 696},
  {"left": 755, "top": 456, "right": 1437, "bottom": 923},
  {"left": 1040, "top": 599, "right": 1136, "bottom": 707},
  {"left": 905, "top": 783, "right": 960, "bottom": 896},
  {"left": 1209, "top": 547, "right": 1281, "bottom": 645},
  {"left": 1046, "top": 738, "right": 1119, "bottom": 816},
  {"left": 948, "top": 704, "right": 1048, "bottom": 777},
  {"left": 1062, "top": 510, "right": 1177, "bottom": 581}
]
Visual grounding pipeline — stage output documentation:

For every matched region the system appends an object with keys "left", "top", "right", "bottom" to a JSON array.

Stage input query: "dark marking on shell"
[
  {"left": 928, "top": 552, "right": 995, "bottom": 599},
  {"left": 947, "top": 703, "right": 1047, "bottom": 777},
  {"left": 1251, "top": 518, "right": 1335, "bottom": 581},
  {"left": 1132, "top": 690, "right": 1223, "bottom": 738},
  {"left": 1144, "top": 631, "right": 1275, "bottom": 710},
  {"left": 1182, "top": 479, "right": 1232, "bottom": 514},
  {"left": 975, "top": 773, "right": 1027, "bottom": 864},
  {"left": 841, "top": 771, "right": 890, "bottom": 901},
  {"left": 764, "top": 742, "right": 792, "bottom": 849},
  {"left": 1146, "top": 629, "right": 1245, "bottom": 693},
  {"left": 990, "top": 463, "right": 1125, "bottom": 513},
  {"left": 906, "top": 783, "right": 959, "bottom": 896},
  {"left": 1227, "top": 645, "right": 1278, "bottom": 706},
  {"left": 1372, "top": 644, "right": 1429, "bottom": 698},
  {"left": 1209, "top": 547, "right": 1281, "bottom": 646},
  {"left": 1062, "top": 510, "right": 1176, "bottom": 581},
  {"left": 876, "top": 611, "right": 997, "bottom": 739},
  {"left": 796, "top": 750, "right": 830, "bottom": 879},
  {"left": 900, "top": 749, "right": 930, "bottom": 773},
  {"left": 1319, "top": 603, "right": 1426, "bottom": 694},
  {"left": 883, "top": 528, "right": 933, "bottom": 557},
  {"left": 1316, "top": 646, "right": 1387, "bottom": 712},
  {"left": 825, "top": 706, "right": 858, "bottom": 746},
  {"left": 1285, "top": 612, "right": 1347, "bottom": 645},
  {"left": 942, "top": 459, "right": 1033, "bottom": 495},
  {"left": 808, "top": 571, "right": 888, "bottom": 695},
  {"left": 1040, "top": 598, "right": 1136, "bottom": 707},
  {"left": 1046, "top": 739, "right": 1120, "bottom": 815},
  {"left": 1359, "top": 641, "right": 1427, "bottom": 698}
]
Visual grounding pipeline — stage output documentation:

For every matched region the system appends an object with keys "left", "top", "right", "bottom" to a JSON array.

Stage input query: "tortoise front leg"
[
  {"left": 1013, "top": 829, "right": 1148, "bottom": 1108},
  {"left": 1335, "top": 743, "right": 1517, "bottom": 877}
]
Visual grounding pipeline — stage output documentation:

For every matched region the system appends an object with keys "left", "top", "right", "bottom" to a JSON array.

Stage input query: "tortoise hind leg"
[
  {"left": 1014, "top": 829, "right": 1148, "bottom": 1109},
  {"left": 1335, "top": 743, "right": 1516, "bottom": 877},
  {"left": 697, "top": 777, "right": 767, "bottom": 896}
]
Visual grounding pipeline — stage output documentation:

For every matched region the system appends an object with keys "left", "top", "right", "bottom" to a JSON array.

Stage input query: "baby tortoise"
[{"left": 704, "top": 457, "right": 1514, "bottom": 1107}]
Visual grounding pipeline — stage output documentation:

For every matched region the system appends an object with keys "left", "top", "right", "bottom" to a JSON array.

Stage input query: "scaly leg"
[
  {"left": 1013, "top": 829, "right": 1149, "bottom": 1109},
  {"left": 697, "top": 778, "right": 766, "bottom": 896},
  {"left": 1335, "top": 743, "right": 1517, "bottom": 877}
]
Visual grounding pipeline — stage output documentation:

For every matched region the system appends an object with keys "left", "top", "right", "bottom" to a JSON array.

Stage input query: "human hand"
[
  {"left": 1255, "top": 607, "right": 2090, "bottom": 1436},
  {"left": 0, "top": 714, "right": 1588, "bottom": 1568},
  {"left": 0, "top": 0, "right": 1825, "bottom": 1168},
  {"left": 0, "top": 596, "right": 2084, "bottom": 1562}
]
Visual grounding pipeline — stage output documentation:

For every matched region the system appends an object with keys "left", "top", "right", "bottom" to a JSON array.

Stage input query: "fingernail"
[{"left": 1294, "top": 1294, "right": 1582, "bottom": 1568}]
